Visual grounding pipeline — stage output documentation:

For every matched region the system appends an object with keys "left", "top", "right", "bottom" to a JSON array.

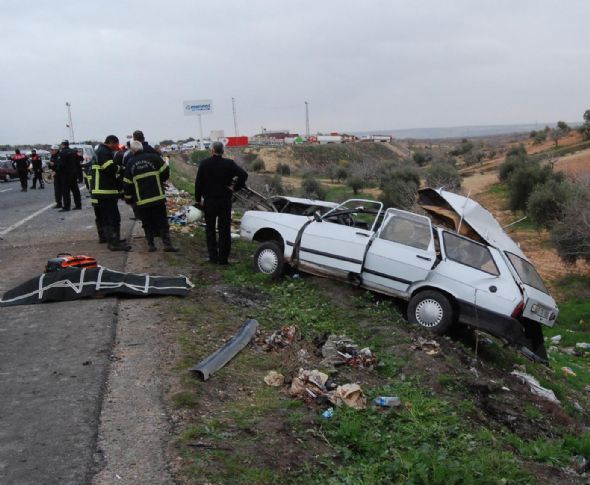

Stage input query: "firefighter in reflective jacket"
[
  {"left": 92, "top": 135, "right": 130, "bottom": 251},
  {"left": 83, "top": 165, "right": 105, "bottom": 243},
  {"left": 123, "top": 140, "right": 178, "bottom": 252}
]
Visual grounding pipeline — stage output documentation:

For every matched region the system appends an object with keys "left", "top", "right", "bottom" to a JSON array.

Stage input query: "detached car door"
[{"left": 362, "top": 209, "right": 436, "bottom": 294}]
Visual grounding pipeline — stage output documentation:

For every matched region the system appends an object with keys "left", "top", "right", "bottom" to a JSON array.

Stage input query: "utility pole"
[
  {"left": 304, "top": 101, "right": 310, "bottom": 138},
  {"left": 232, "top": 97, "right": 239, "bottom": 136},
  {"left": 65, "top": 102, "right": 75, "bottom": 142}
]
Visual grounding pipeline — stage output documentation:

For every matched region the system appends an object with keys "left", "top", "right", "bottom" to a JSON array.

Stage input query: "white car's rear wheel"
[
  {"left": 408, "top": 290, "right": 454, "bottom": 334},
  {"left": 253, "top": 242, "right": 284, "bottom": 280}
]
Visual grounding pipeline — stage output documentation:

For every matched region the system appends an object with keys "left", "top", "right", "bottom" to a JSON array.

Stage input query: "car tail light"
[{"left": 511, "top": 300, "right": 525, "bottom": 318}]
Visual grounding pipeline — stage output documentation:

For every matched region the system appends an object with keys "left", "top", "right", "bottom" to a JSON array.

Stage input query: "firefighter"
[
  {"left": 123, "top": 140, "right": 178, "bottom": 252},
  {"left": 83, "top": 161, "right": 106, "bottom": 243},
  {"left": 92, "top": 135, "right": 130, "bottom": 251},
  {"left": 30, "top": 149, "right": 44, "bottom": 189},
  {"left": 57, "top": 140, "right": 82, "bottom": 211},
  {"left": 194, "top": 141, "right": 248, "bottom": 264},
  {"left": 11, "top": 148, "right": 30, "bottom": 192}
]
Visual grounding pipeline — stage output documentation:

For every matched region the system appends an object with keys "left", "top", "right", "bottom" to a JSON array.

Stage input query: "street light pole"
[
  {"left": 232, "top": 97, "right": 239, "bottom": 136},
  {"left": 305, "top": 101, "right": 310, "bottom": 138},
  {"left": 65, "top": 102, "right": 75, "bottom": 142}
]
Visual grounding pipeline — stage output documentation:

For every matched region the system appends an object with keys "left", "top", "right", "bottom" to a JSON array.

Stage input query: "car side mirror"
[{"left": 313, "top": 211, "right": 322, "bottom": 222}]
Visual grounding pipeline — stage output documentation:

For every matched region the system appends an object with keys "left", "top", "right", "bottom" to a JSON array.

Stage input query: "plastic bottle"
[{"left": 373, "top": 396, "right": 401, "bottom": 408}]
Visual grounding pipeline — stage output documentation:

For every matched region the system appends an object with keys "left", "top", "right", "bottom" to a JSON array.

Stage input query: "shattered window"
[
  {"left": 443, "top": 232, "right": 499, "bottom": 275},
  {"left": 505, "top": 252, "right": 549, "bottom": 294},
  {"left": 379, "top": 213, "right": 432, "bottom": 250}
]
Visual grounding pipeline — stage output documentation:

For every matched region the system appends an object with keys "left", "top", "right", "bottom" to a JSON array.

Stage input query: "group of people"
[{"left": 10, "top": 148, "right": 46, "bottom": 192}]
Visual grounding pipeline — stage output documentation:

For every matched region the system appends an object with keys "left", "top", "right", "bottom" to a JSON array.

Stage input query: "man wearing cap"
[
  {"left": 30, "top": 149, "right": 44, "bottom": 189},
  {"left": 194, "top": 141, "right": 248, "bottom": 264},
  {"left": 123, "top": 140, "right": 177, "bottom": 252}
]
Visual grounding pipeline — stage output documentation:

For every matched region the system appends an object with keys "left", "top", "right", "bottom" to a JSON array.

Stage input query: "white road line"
[
  {"left": 0, "top": 188, "right": 13, "bottom": 193},
  {"left": 0, "top": 202, "right": 56, "bottom": 236}
]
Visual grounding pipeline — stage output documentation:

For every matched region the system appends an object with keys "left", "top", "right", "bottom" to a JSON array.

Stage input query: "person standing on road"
[
  {"left": 123, "top": 140, "right": 178, "bottom": 252},
  {"left": 30, "top": 149, "right": 44, "bottom": 189},
  {"left": 57, "top": 140, "right": 82, "bottom": 211},
  {"left": 132, "top": 130, "right": 159, "bottom": 155},
  {"left": 92, "top": 135, "right": 130, "bottom": 251},
  {"left": 48, "top": 145, "right": 63, "bottom": 208},
  {"left": 194, "top": 141, "right": 248, "bottom": 265},
  {"left": 11, "top": 149, "right": 30, "bottom": 192}
]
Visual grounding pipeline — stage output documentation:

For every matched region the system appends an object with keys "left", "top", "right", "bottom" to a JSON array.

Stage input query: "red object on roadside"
[
  {"left": 45, "top": 254, "right": 98, "bottom": 272},
  {"left": 225, "top": 136, "right": 249, "bottom": 147}
]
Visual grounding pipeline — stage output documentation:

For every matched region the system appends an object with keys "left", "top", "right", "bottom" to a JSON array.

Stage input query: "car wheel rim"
[
  {"left": 257, "top": 249, "right": 278, "bottom": 274},
  {"left": 415, "top": 299, "right": 444, "bottom": 327}
]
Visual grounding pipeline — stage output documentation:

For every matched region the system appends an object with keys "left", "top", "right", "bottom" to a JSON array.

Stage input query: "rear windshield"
[{"left": 505, "top": 252, "right": 548, "bottom": 294}]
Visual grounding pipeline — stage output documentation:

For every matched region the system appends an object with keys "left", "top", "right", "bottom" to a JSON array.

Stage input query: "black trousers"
[
  {"left": 61, "top": 173, "right": 81, "bottom": 209},
  {"left": 137, "top": 203, "right": 170, "bottom": 243},
  {"left": 204, "top": 197, "right": 232, "bottom": 263},
  {"left": 53, "top": 172, "right": 63, "bottom": 206},
  {"left": 98, "top": 197, "right": 121, "bottom": 229},
  {"left": 18, "top": 170, "right": 28, "bottom": 191},
  {"left": 32, "top": 169, "right": 44, "bottom": 188}
]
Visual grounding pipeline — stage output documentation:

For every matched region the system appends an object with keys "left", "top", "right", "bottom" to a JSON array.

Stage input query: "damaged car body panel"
[{"left": 240, "top": 189, "right": 558, "bottom": 363}]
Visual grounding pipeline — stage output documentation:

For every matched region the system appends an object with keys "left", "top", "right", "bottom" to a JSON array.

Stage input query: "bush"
[
  {"left": 263, "top": 174, "right": 286, "bottom": 196},
  {"left": 526, "top": 180, "right": 572, "bottom": 227},
  {"left": 507, "top": 164, "right": 557, "bottom": 211},
  {"left": 379, "top": 178, "right": 419, "bottom": 210},
  {"left": 302, "top": 176, "right": 326, "bottom": 200},
  {"left": 499, "top": 145, "right": 528, "bottom": 182},
  {"left": 276, "top": 163, "right": 291, "bottom": 176},
  {"left": 425, "top": 163, "right": 461, "bottom": 191},
  {"left": 190, "top": 150, "right": 209, "bottom": 165},
  {"left": 551, "top": 181, "right": 590, "bottom": 264},
  {"left": 336, "top": 167, "right": 349, "bottom": 182},
  {"left": 347, "top": 176, "right": 365, "bottom": 195},
  {"left": 250, "top": 158, "right": 265, "bottom": 172},
  {"left": 412, "top": 151, "right": 431, "bottom": 166}
]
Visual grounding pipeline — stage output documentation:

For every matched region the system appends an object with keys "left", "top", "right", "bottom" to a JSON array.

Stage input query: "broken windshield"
[{"left": 505, "top": 252, "right": 549, "bottom": 294}]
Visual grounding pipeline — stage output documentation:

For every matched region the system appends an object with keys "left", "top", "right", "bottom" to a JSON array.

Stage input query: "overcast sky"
[{"left": 1, "top": 0, "right": 589, "bottom": 144}]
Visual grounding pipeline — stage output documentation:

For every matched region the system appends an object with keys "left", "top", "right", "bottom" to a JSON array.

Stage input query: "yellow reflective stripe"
[
  {"left": 123, "top": 178, "right": 132, "bottom": 184},
  {"left": 93, "top": 189, "right": 119, "bottom": 194},
  {"left": 136, "top": 194, "right": 165, "bottom": 206},
  {"left": 159, "top": 164, "right": 168, "bottom": 173},
  {"left": 132, "top": 171, "right": 164, "bottom": 206},
  {"left": 124, "top": 195, "right": 133, "bottom": 200},
  {"left": 91, "top": 160, "right": 114, "bottom": 170}
]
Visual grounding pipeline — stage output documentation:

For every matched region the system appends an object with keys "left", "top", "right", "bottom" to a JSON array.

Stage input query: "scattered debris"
[
  {"left": 297, "top": 349, "right": 309, "bottom": 362},
  {"left": 561, "top": 347, "right": 578, "bottom": 356},
  {"left": 372, "top": 396, "right": 402, "bottom": 408},
  {"left": 210, "top": 284, "right": 267, "bottom": 308},
  {"left": 576, "top": 342, "right": 590, "bottom": 350},
  {"left": 573, "top": 401, "right": 584, "bottom": 413},
  {"left": 319, "top": 335, "right": 376, "bottom": 369},
  {"left": 412, "top": 337, "right": 441, "bottom": 356},
  {"left": 327, "top": 383, "right": 367, "bottom": 410},
  {"left": 289, "top": 368, "right": 329, "bottom": 399},
  {"left": 322, "top": 407, "right": 334, "bottom": 420},
  {"left": 550, "top": 335, "right": 562, "bottom": 344},
  {"left": 264, "top": 370, "right": 285, "bottom": 387},
  {"left": 190, "top": 319, "right": 258, "bottom": 381},
  {"left": 259, "top": 325, "right": 298, "bottom": 351},
  {"left": 510, "top": 371, "right": 560, "bottom": 404},
  {"left": 0, "top": 267, "right": 193, "bottom": 306},
  {"left": 561, "top": 366, "right": 577, "bottom": 377}
]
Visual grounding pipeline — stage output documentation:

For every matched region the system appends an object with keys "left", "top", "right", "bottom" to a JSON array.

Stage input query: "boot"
[
  {"left": 106, "top": 226, "right": 131, "bottom": 252},
  {"left": 162, "top": 232, "right": 179, "bottom": 252},
  {"left": 97, "top": 223, "right": 107, "bottom": 244},
  {"left": 114, "top": 224, "right": 127, "bottom": 244},
  {"left": 145, "top": 228, "right": 157, "bottom": 252}
]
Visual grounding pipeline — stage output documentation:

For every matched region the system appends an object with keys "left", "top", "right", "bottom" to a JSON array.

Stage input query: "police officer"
[
  {"left": 11, "top": 148, "right": 30, "bottom": 192},
  {"left": 123, "top": 140, "right": 177, "bottom": 252},
  {"left": 194, "top": 141, "right": 247, "bottom": 264},
  {"left": 30, "top": 149, "right": 44, "bottom": 189},
  {"left": 57, "top": 140, "right": 82, "bottom": 211},
  {"left": 48, "top": 145, "right": 63, "bottom": 208},
  {"left": 92, "top": 135, "right": 130, "bottom": 251}
]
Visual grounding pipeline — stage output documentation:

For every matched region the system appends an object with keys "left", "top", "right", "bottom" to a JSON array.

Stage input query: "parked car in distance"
[
  {"left": 240, "top": 188, "right": 558, "bottom": 364},
  {"left": 0, "top": 160, "right": 18, "bottom": 182}
]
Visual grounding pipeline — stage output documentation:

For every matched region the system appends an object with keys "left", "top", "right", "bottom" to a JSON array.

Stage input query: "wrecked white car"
[{"left": 239, "top": 188, "right": 558, "bottom": 364}]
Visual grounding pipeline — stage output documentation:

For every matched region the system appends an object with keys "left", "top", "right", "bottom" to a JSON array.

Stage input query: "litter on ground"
[
  {"left": 510, "top": 370, "right": 560, "bottom": 404},
  {"left": 264, "top": 370, "right": 285, "bottom": 387},
  {"left": 320, "top": 334, "right": 376, "bottom": 369}
]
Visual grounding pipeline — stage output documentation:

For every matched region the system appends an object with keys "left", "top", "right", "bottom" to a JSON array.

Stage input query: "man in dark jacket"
[
  {"left": 30, "top": 149, "right": 44, "bottom": 189},
  {"left": 11, "top": 149, "right": 30, "bottom": 192},
  {"left": 132, "top": 130, "right": 159, "bottom": 155},
  {"left": 48, "top": 145, "right": 63, "bottom": 207},
  {"left": 92, "top": 135, "right": 130, "bottom": 251},
  {"left": 123, "top": 140, "right": 177, "bottom": 252},
  {"left": 194, "top": 141, "right": 248, "bottom": 264},
  {"left": 57, "top": 140, "right": 82, "bottom": 211}
]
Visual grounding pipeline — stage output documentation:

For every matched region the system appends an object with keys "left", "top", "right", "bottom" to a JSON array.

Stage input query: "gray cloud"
[{"left": 1, "top": 0, "right": 589, "bottom": 143}]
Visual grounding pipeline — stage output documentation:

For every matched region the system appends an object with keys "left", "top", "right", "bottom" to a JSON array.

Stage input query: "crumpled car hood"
[{"left": 418, "top": 187, "right": 526, "bottom": 259}]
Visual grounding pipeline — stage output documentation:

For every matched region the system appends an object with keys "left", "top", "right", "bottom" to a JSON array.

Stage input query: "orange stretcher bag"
[{"left": 45, "top": 253, "right": 98, "bottom": 273}]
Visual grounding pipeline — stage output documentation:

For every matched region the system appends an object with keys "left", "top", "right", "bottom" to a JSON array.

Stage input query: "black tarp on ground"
[{"left": 0, "top": 267, "right": 193, "bottom": 307}]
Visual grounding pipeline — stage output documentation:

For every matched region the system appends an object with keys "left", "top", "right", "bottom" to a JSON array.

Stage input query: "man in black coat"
[
  {"left": 57, "top": 140, "right": 82, "bottom": 211},
  {"left": 194, "top": 142, "right": 248, "bottom": 264},
  {"left": 11, "top": 149, "right": 30, "bottom": 192},
  {"left": 48, "top": 145, "right": 63, "bottom": 207},
  {"left": 30, "top": 149, "right": 44, "bottom": 189}
]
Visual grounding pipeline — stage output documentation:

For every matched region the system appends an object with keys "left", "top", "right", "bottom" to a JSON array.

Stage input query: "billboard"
[
  {"left": 183, "top": 99, "right": 213, "bottom": 116},
  {"left": 220, "top": 136, "right": 249, "bottom": 147}
]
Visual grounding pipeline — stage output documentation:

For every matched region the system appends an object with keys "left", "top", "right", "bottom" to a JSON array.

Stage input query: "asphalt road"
[{"left": 0, "top": 178, "right": 134, "bottom": 484}]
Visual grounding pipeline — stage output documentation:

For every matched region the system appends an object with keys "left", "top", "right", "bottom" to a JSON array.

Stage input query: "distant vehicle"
[
  {"left": 240, "top": 188, "right": 557, "bottom": 364},
  {"left": 0, "top": 160, "right": 18, "bottom": 182},
  {"left": 317, "top": 135, "right": 343, "bottom": 144}
]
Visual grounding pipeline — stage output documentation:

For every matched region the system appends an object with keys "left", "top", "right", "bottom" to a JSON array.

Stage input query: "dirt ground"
[{"left": 555, "top": 149, "right": 590, "bottom": 179}]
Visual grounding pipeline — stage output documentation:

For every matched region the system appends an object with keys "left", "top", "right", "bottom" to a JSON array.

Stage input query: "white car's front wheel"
[
  {"left": 253, "top": 242, "right": 284, "bottom": 280},
  {"left": 407, "top": 290, "right": 454, "bottom": 334}
]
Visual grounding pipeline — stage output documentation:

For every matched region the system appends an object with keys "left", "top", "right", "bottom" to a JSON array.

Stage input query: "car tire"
[
  {"left": 407, "top": 290, "right": 454, "bottom": 334},
  {"left": 253, "top": 241, "right": 284, "bottom": 280}
]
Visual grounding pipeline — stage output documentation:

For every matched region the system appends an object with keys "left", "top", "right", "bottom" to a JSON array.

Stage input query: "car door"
[
  {"left": 298, "top": 219, "right": 372, "bottom": 275},
  {"left": 362, "top": 209, "right": 436, "bottom": 294}
]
